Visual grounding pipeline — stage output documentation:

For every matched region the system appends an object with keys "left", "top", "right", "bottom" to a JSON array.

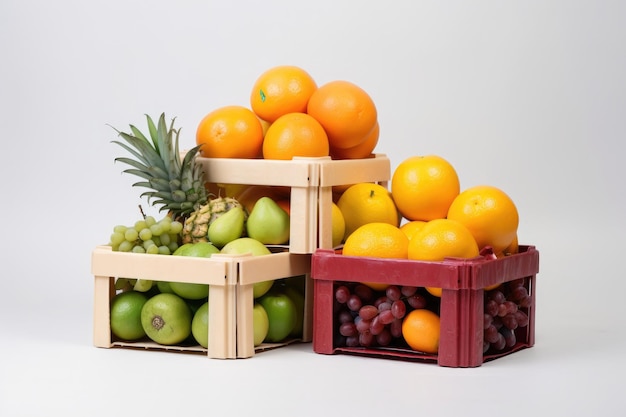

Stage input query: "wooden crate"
[
  {"left": 195, "top": 154, "right": 391, "bottom": 253},
  {"left": 92, "top": 245, "right": 312, "bottom": 359}
]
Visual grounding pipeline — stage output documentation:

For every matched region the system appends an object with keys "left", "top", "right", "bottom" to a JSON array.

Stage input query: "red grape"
[
  {"left": 359, "top": 305, "right": 379, "bottom": 321},
  {"left": 406, "top": 294, "right": 427, "bottom": 309},
  {"left": 386, "top": 285, "right": 401, "bottom": 301},
  {"left": 335, "top": 285, "right": 350, "bottom": 304},
  {"left": 401, "top": 286, "right": 418, "bottom": 297},
  {"left": 347, "top": 294, "right": 362, "bottom": 311},
  {"left": 339, "top": 322, "right": 357, "bottom": 337},
  {"left": 391, "top": 300, "right": 406, "bottom": 319}
]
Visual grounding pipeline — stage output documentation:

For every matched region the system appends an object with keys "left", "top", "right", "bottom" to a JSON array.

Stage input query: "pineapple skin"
[{"left": 182, "top": 196, "right": 248, "bottom": 244}]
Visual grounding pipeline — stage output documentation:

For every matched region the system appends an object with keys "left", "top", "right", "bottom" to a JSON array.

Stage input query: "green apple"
[
  {"left": 253, "top": 303, "right": 269, "bottom": 346},
  {"left": 191, "top": 301, "right": 209, "bottom": 348},
  {"left": 141, "top": 293, "right": 191, "bottom": 345},
  {"left": 258, "top": 291, "right": 297, "bottom": 342},
  {"left": 208, "top": 205, "right": 245, "bottom": 248},
  {"left": 169, "top": 242, "right": 220, "bottom": 300},
  {"left": 284, "top": 286, "right": 305, "bottom": 338},
  {"left": 245, "top": 197, "right": 290, "bottom": 245},
  {"left": 221, "top": 238, "right": 274, "bottom": 298}
]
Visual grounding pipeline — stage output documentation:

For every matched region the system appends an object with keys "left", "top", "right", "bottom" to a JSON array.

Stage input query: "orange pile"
[{"left": 196, "top": 65, "right": 380, "bottom": 162}]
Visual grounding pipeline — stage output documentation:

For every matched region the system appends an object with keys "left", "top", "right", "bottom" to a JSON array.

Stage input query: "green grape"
[
  {"left": 113, "top": 225, "right": 128, "bottom": 234},
  {"left": 142, "top": 239, "right": 155, "bottom": 250},
  {"left": 168, "top": 242, "right": 179, "bottom": 253},
  {"left": 146, "top": 244, "right": 159, "bottom": 254},
  {"left": 110, "top": 232, "right": 125, "bottom": 246},
  {"left": 134, "top": 220, "right": 148, "bottom": 232},
  {"left": 139, "top": 228, "right": 152, "bottom": 241},
  {"left": 158, "top": 245, "right": 171, "bottom": 255},
  {"left": 118, "top": 240, "right": 134, "bottom": 252},
  {"left": 159, "top": 233, "right": 171, "bottom": 246},
  {"left": 124, "top": 228, "right": 139, "bottom": 242},
  {"left": 150, "top": 223, "right": 163, "bottom": 236},
  {"left": 170, "top": 221, "right": 183, "bottom": 235},
  {"left": 132, "top": 245, "right": 146, "bottom": 254},
  {"left": 145, "top": 216, "right": 157, "bottom": 227},
  {"left": 159, "top": 220, "right": 171, "bottom": 234},
  {"left": 152, "top": 236, "right": 162, "bottom": 247}
]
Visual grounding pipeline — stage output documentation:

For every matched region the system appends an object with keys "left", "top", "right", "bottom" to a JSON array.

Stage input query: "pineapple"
[{"left": 112, "top": 113, "right": 245, "bottom": 244}]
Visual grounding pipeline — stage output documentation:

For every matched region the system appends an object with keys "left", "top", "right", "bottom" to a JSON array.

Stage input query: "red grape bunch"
[
  {"left": 334, "top": 283, "right": 430, "bottom": 348},
  {"left": 483, "top": 278, "right": 532, "bottom": 353}
]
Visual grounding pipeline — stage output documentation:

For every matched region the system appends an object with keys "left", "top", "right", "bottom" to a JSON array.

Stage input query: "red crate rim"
[{"left": 311, "top": 245, "right": 539, "bottom": 290}]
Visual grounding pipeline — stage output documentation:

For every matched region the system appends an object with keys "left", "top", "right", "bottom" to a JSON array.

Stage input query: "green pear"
[
  {"left": 208, "top": 205, "right": 245, "bottom": 248},
  {"left": 220, "top": 237, "right": 274, "bottom": 298},
  {"left": 246, "top": 197, "right": 290, "bottom": 245}
]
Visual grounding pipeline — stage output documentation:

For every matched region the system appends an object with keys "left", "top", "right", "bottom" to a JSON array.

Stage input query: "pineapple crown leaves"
[{"left": 110, "top": 113, "right": 208, "bottom": 217}]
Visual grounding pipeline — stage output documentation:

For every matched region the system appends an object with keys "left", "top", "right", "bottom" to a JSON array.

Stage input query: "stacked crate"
[
  {"left": 310, "top": 246, "right": 540, "bottom": 367},
  {"left": 91, "top": 154, "right": 392, "bottom": 358}
]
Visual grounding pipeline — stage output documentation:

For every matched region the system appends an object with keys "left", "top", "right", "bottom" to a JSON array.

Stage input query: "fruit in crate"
[
  {"left": 191, "top": 301, "right": 210, "bottom": 348},
  {"left": 307, "top": 80, "right": 378, "bottom": 152},
  {"left": 250, "top": 65, "right": 318, "bottom": 123},
  {"left": 196, "top": 105, "right": 264, "bottom": 159},
  {"left": 262, "top": 112, "right": 329, "bottom": 160},
  {"left": 167, "top": 242, "right": 220, "bottom": 300},
  {"left": 220, "top": 237, "right": 274, "bottom": 298},
  {"left": 253, "top": 303, "right": 270, "bottom": 346},
  {"left": 245, "top": 197, "right": 290, "bottom": 245},
  {"left": 447, "top": 185, "right": 519, "bottom": 256},
  {"left": 258, "top": 291, "right": 298, "bottom": 343},
  {"left": 110, "top": 291, "right": 149, "bottom": 341},
  {"left": 140, "top": 293, "right": 192, "bottom": 345},
  {"left": 336, "top": 182, "right": 399, "bottom": 240},
  {"left": 207, "top": 205, "right": 246, "bottom": 248},
  {"left": 391, "top": 155, "right": 460, "bottom": 222},
  {"left": 182, "top": 196, "right": 247, "bottom": 244}
]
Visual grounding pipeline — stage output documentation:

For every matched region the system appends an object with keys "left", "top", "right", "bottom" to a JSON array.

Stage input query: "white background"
[{"left": 1, "top": 1, "right": 625, "bottom": 416}]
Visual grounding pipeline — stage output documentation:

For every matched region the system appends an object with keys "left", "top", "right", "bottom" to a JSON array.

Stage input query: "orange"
[
  {"left": 262, "top": 112, "right": 329, "bottom": 160},
  {"left": 342, "top": 222, "right": 408, "bottom": 259},
  {"left": 336, "top": 182, "right": 399, "bottom": 240},
  {"left": 307, "top": 80, "right": 377, "bottom": 149},
  {"left": 402, "top": 309, "right": 440, "bottom": 354},
  {"left": 330, "top": 203, "right": 346, "bottom": 248},
  {"left": 391, "top": 155, "right": 460, "bottom": 221},
  {"left": 329, "top": 122, "right": 379, "bottom": 160},
  {"left": 447, "top": 185, "right": 519, "bottom": 254},
  {"left": 399, "top": 220, "right": 427, "bottom": 241},
  {"left": 196, "top": 105, "right": 264, "bottom": 159},
  {"left": 250, "top": 65, "right": 317, "bottom": 123},
  {"left": 499, "top": 233, "right": 519, "bottom": 257},
  {"left": 237, "top": 185, "right": 291, "bottom": 214},
  {"left": 408, "top": 218, "right": 479, "bottom": 262}
]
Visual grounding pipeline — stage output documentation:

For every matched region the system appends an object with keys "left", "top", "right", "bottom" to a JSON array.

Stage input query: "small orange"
[
  {"left": 447, "top": 185, "right": 519, "bottom": 254},
  {"left": 408, "top": 218, "right": 479, "bottom": 262},
  {"left": 262, "top": 112, "right": 329, "bottom": 160},
  {"left": 307, "top": 80, "right": 378, "bottom": 149},
  {"left": 336, "top": 182, "right": 399, "bottom": 240},
  {"left": 329, "top": 122, "right": 379, "bottom": 160},
  {"left": 236, "top": 185, "right": 291, "bottom": 214},
  {"left": 196, "top": 105, "right": 264, "bottom": 159},
  {"left": 391, "top": 155, "right": 460, "bottom": 221},
  {"left": 402, "top": 309, "right": 440, "bottom": 354},
  {"left": 342, "top": 222, "right": 408, "bottom": 259},
  {"left": 250, "top": 65, "right": 318, "bottom": 123},
  {"left": 399, "top": 220, "right": 427, "bottom": 241}
]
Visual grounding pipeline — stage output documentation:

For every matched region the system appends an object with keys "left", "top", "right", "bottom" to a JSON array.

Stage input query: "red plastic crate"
[{"left": 311, "top": 245, "right": 540, "bottom": 367}]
